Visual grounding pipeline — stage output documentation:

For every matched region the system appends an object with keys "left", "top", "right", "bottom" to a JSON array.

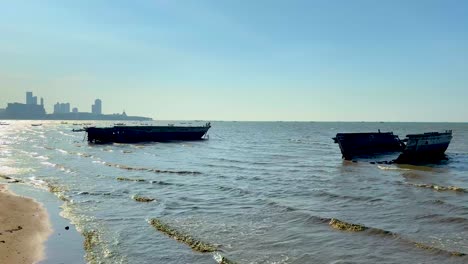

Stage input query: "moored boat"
[
  {"left": 85, "top": 123, "right": 211, "bottom": 143},
  {"left": 395, "top": 130, "right": 452, "bottom": 163},
  {"left": 333, "top": 131, "right": 404, "bottom": 160}
]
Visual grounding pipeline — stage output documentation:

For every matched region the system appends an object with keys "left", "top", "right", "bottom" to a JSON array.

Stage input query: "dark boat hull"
[
  {"left": 395, "top": 131, "right": 452, "bottom": 163},
  {"left": 85, "top": 125, "right": 210, "bottom": 143},
  {"left": 333, "top": 132, "right": 404, "bottom": 160}
]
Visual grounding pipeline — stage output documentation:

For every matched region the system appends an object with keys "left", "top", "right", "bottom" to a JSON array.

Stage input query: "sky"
[{"left": 0, "top": 0, "right": 467, "bottom": 122}]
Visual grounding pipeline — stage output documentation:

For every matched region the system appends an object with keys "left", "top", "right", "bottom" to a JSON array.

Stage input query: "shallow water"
[{"left": 1, "top": 121, "right": 467, "bottom": 263}]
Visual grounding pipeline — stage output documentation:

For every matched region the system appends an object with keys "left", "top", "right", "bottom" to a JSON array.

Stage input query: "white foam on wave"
[
  {"left": 77, "top": 152, "right": 93, "bottom": 158},
  {"left": 22, "top": 151, "right": 50, "bottom": 161},
  {"left": 60, "top": 167, "right": 74, "bottom": 174},
  {"left": 19, "top": 150, "right": 37, "bottom": 156},
  {"left": 377, "top": 165, "right": 411, "bottom": 171},
  {"left": 41, "top": 161, "right": 57, "bottom": 167},
  {"left": 0, "top": 165, "right": 22, "bottom": 175},
  {"left": 35, "top": 155, "right": 49, "bottom": 160},
  {"left": 40, "top": 161, "right": 74, "bottom": 173},
  {"left": 28, "top": 176, "right": 49, "bottom": 190},
  {"left": 58, "top": 131, "right": 74, "bottom": 137},
  {"left": 56, "top": 148, "right": 68, "bottom": 154},
  {"left": 1, "top": 149, "right": 12, "bottom": 156}
]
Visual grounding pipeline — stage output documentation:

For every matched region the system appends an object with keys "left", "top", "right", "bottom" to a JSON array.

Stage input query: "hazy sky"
[{"left": 1, "top": 0, "right": 467, "bottom": 121}]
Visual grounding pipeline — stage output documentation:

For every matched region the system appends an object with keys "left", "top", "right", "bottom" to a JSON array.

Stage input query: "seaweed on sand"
[
  {"left": 149, "top": 218, "right": 238, "bottom": 263},
  {"left": 149, "top": 218, "right": 217, "bottom": 252},
  {"left": 329, "top": 218, "right": 368, "bottom": 232},
  {"left": 116, "top": 177, "right": 146, "bottom": 182},
  {"left": 83, "top": 230, "right": 98, "bottom": 251},
  {"left": 47, "top": 183, "right": 69, "bottom": 202},
  {"left": 413, "top": 242, "right": 466, "bottom": 256},
  {"left": 327, "top": 218, "right": 465, "bottom": 257},
  {"left": 133, "top": 195, "right": 155, "bottom": 202},
  {"left": 409, "top": 183, "right": 467, "bottom": 193}
]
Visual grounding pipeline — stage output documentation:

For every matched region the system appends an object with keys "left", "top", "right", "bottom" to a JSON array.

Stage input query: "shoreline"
[
  {"left": 5, "top": 183, "right": 86, "bottom": 264},
  {"left": 0, "top": 184, "right": 52, "bottom": 264}
]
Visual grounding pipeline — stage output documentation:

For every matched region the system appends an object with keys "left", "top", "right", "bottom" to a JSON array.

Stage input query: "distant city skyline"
[
  {"left": 5, "top": 91, "right": 105, "bottom": 115},
  {"left": 0, "top": 91, "right": 150, "bottom": 120},
  {"left": 1, "top": 1, "right": 467, "bottom": 122}
]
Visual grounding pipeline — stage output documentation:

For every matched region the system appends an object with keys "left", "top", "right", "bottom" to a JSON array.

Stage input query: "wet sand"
[{"left": 0, "top": 184, "right": 52, "bottom": 264}]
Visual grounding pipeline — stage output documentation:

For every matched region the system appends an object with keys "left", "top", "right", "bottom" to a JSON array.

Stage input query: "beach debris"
[
  {"left": 0, "top": 240, "right": 5, "bottom": 243},
  {"left": 0, "top": 174, "right": 22, "bottom": 184},
  {"left": 149, "top": 218, "right": 217, "bottom": 253},
  {"left": 0, "top": 175, "right": 21, "bottom": 183},
  {"left": 0, "top": 175, "right": 12, "bottom": 180},
  {"left": 329, "top": 218, "right": 368, "bottom": 232},
  {"left": 132, "top": 195, "right": 155, "bottom": 202},
  {"left": 4, "top": 226, "right": 23, "bottom": 233},
  {"left": 65, "top": 226, "right": 70, "bottom": 230},
  {"left": 116, "top": 177, "right": 146, "bottom": 182}
]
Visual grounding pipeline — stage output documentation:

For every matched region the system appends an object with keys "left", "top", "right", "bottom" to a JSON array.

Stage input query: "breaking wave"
[
  {"left": 377, "top": 165, "right": 411, "bottom": 171},
  {"left": 40, "top": 161, "right": 74, "bottom": 173},
  {"left": 28, "top": 176, "right": 49, "bottom": 190},
  {"left": 326, "top": 218, "right": 465, "bottom": 257},
  {"left": 103, "top": 162, "right": 202, "bottom": 175},
  {"left": 317, "top": 190, "right": 383, "bottom": 203},
  {"left": 407, "top": 183, "right": 467, "bottom": 193}
]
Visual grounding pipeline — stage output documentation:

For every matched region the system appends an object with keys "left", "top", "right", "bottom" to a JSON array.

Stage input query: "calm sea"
[{"left": 1, "top": 121, "right": 467, "bottom": 264}]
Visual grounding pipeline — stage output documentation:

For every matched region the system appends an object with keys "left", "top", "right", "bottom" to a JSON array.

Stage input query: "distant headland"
[{"left": 0, "top": 92, "right": 152, "bottom": 121}]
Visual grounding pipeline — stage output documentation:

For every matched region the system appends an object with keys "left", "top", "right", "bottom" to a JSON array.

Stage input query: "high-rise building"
[
  {"left": 54, "top": 102, "right": 59, "bottom": 114},
  {"left": 32, "top": 96, "right": 38, "bottom": 105},
  {"left": 72, "top": 107, "right": 78, "bottom": 113},
  {"left": 26, "top": 92, "right": 33, "bottom": 105},
  {"left": 54, "top": 102, "right": 71, "bottom": 114},
  {"left": 92, "top": 99, "right": 102, "bottom": 115},
  {"left": 63, "top": 103, "right": 70, "bottom": 113},
  {"left": 40, "top": 97, "right": 44, "bottom": 106}
]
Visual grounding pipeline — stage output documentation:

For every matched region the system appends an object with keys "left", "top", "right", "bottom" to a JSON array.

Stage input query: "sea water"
[{"left": 0, "top": 121, "right": 467, "bottom": 263}]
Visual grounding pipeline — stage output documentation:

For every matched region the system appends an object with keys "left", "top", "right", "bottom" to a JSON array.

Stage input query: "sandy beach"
[{"left": 0, "top": 184, "right": 52, "bottom": 264}]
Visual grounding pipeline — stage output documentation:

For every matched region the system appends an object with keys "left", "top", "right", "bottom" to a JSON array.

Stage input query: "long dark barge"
[
  {"left": 84, "top": 123, "right": 211, "bottom": 143},
  {"left": 333, "top": 131, "right": 404, "bottom": 160}
]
